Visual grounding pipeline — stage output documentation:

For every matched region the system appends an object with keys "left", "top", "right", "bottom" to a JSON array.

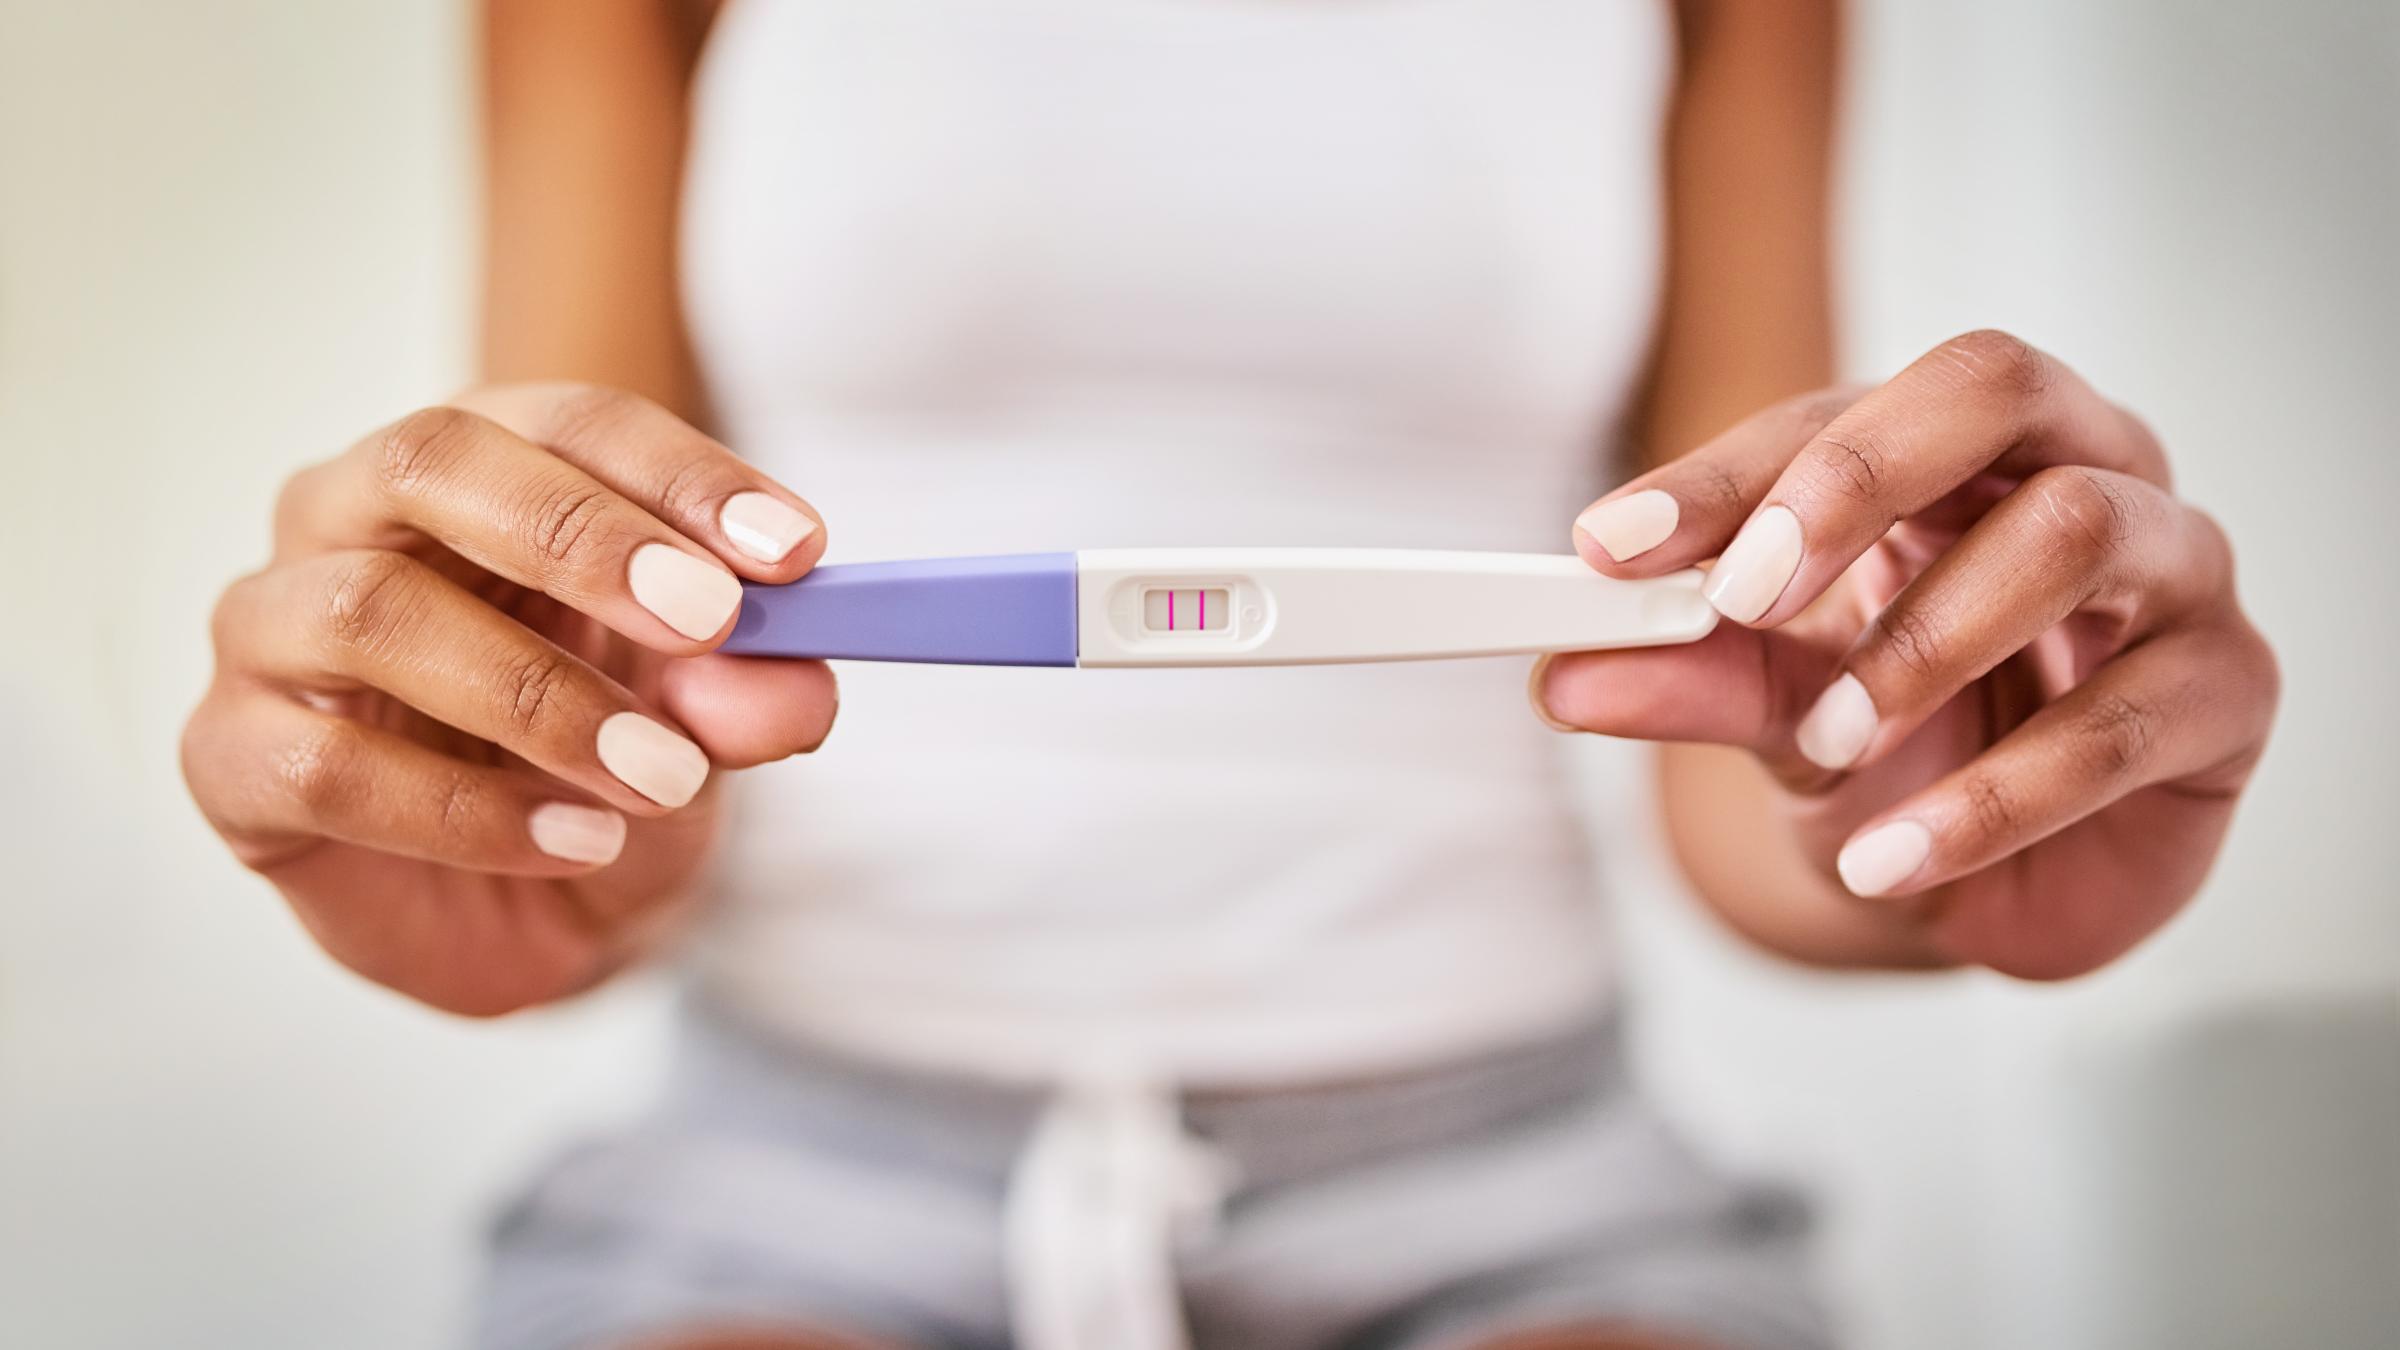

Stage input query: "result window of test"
[{"left": 1141, "top": 587, "right": 1229, "bottom": 633}]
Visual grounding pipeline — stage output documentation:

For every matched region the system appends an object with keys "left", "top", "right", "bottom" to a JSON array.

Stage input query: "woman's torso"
[{"left": 678, "top": 0, "right": 1672, "bottom": 1086}]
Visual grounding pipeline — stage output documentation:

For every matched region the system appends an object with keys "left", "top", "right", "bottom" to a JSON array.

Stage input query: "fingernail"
[
  {"left": 528, "top": 802, "right": 627, "bottom": 864},
  {"left": 1527, "top": 654, "right": 1581, "bottom": 734},
  {"left": 1576, "top": 489, "right": 1679, "bottom": 562},
  {"left": 1703, "top": 505, "right": 1803, "bottom": 624},
  {"left": 1796, "top": 673, "right": 1878, "bottom": 770},
  {"left": 629, "top": 544, "right": 743, "bottom": 640},
  {"left": 596, "top": 711, "right": 710, "bottom": 808},
  {"left": 719, "top": 492, "right": 816, "bottom": 564},
  {"left": 1837, "top": 820, "right": 1933, "bottom": 897}
]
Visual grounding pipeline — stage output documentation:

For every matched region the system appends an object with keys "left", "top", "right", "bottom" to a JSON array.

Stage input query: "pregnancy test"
[{"left": 720, "top": 549, "right": 1717, "bottom": 667}]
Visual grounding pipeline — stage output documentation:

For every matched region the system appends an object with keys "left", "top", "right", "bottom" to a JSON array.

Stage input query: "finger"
[
  {"left": 1701, "top": 330, "right": 2173, "bottom": 628},
  {"left": 182, "top": 688, "right": 632, "bottom": 876},
  {"left": 1829, "top": 621, "right": 2279, "bottom": 901},
  {"left": 1570, "top": 388, "right": 1859, "bottom": 575},
  {"left": 657, "top": 654, "right": 840, "bottom": 768},
  {"left": 455, "top": 383, "right": 825, "bottom": 577},
  {"left": 216, "top": 550, "right": 711, "bottom": 813},
  {"left": 1793, "top": 471, "right": 2234, "bottom": 772},
  {"left": 1532, "top": 624, "right": 1842, "bottom": 787},
  {"left": 277, "top": 406, "right": 745, "bottom": 651}
]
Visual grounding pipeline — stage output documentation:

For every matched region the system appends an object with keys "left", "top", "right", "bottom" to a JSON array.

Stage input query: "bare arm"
[
  {"left": 1640, "top": 0, "right": 1839, "bottom": 459},
  {"left": 1640, "top": 1, "right": 1935, "bottom": 966},
  {"left": 1547, "top": 1, "right": 2276, "bottom": 980},
  {"left": 480, "top": 0, "right": 716, "bottom": 416}
]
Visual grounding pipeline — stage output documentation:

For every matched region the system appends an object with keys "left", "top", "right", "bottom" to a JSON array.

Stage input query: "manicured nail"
[
  {"left": 1837, "top": 820, "right": 1933, "bottom": 897},
  {"left": 719, "top": 492, "right": 816, "bottom": 564},
  {"left": 596, "top": 711, "right": 710, "bottom": 808},
  {"left": 1796, "top": 673, "right": 1878, "bottom": 770},
  {"left": 629, "top": 544, "right": 743, "bottom": 640},
  {"left": 528, "top": 802, "right": 626, "bottom": 864},
  {"left": 1702, "top": 505, "right": 1803, "bottom": 624},
  {"left": 1527, "top": 654, "right": 1580, "bottom": 734},
  {"left": 1576, "top": 489, "right": 1679, "bottom": 562}
]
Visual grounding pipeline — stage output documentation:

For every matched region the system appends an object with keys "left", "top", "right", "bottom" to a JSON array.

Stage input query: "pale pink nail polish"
[
  {"left": 1797, "top": 673, "right": 1878, "bottom": 770},
  {"left": 1702, "top": 505, "right": 1803, "bottom": 624},
  {"left": 720, "top": 492, "right": 816, "bottom": 564},
  {"left": 596, "top": 712, "right": 710, "bottom": 808},
  {"left": 1837, "top": 820, "right": 1933, "bottom": 897},
  {"left": 529, "top": 802, "right": 626, "bottom": 864},
  {"left": 629, "top": 544, "right": 742, "bottom": 641},
  {"left": 1576, "top": 490, "right": 1679, "bottom": 563}
]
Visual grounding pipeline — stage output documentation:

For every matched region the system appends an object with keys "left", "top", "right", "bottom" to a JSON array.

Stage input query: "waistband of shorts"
[{"left": 665, "top": 990, "right": 1625, "bottom": 1191}]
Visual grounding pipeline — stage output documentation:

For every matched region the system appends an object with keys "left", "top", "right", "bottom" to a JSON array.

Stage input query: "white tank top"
[{"left": 679, "top": 0, "right": 1673, "bottom": 1089}]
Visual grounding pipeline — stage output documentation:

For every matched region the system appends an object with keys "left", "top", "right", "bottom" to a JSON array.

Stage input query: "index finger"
[
  {"left": 455, "top": 383, "right": 826, "bottom": 580},
  {"left": 1571, "top": 387, "right": 1859, "bottom": 576},
  {"left": 278, "top": 406, "right": 745, "bottom": 652},
  {"left": 1701, "top": 330, "right": 2169, "bottom": 628}
]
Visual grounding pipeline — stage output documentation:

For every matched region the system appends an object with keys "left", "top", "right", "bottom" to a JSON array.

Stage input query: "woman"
[{"left": 180, "top": 2, "right": 2278, "bottom": 1347}]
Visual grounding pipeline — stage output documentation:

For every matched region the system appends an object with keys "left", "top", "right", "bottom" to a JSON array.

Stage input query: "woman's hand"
[
  {"left": 1540, "top": 331, "right": 2279, "bottom": 978},
  {"left": 182, "top": 384, "right": 836, "bottom": 1014}
]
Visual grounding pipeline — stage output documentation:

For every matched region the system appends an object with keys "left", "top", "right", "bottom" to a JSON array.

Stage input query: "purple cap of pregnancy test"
[{"left": 721, "top": 552, "right": 1079, "bottom": 667}]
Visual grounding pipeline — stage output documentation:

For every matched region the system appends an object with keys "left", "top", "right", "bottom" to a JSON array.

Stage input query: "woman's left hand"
[{"left": 1539, "top": 330, "right": 2279, "bottom": 978}]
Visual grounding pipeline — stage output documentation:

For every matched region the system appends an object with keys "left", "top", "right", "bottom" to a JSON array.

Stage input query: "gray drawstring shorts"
[{"left": 475, "top": 997, "right": 1832, "bottom": 1350}]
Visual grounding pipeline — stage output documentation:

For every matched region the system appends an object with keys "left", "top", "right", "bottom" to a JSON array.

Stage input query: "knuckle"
[
  {"left": 371, "top": 405, "right": 481, "bottom": 500},
  {"left": 318, "top": 551, "right": 422, "bottom": 655},
  {"left": 1800, "top": 425, "right": 1896, "bottom": 506},
  {"left": 494, "top": 646, "right": 584, "bottom": 740},
  {"left": 652, "top": 451, "right": 732, "bottom": 525},
  {"left": 431, "top": 767, "right": 488, "bottom": 842},
  {"left": 541, "top": 382, "right": 648, "bottom": 444},
  {"left": 277, "top": 719, "right": 365, "bottom": 815},
  {"left": 2113, "top": 404, "right": 2171, "bottom": 481},
  {"left": 1786, "top": 388, "right": 1859, "bottom": 437},
  {"left": 208, "top": 568, "right": 268, "bottom": 656},
  {"left": 1683, "top": 458, "right": 1750, "bottom": 517},
  {"left": 539, "top": 383, "right": 724, "bottom": 524},
  {"left": 2203, "top": 620, "right": 2282, "bottom": 746},
  {"left": 271, "top": 460, "right": 332, "bottom": 538},
  {"left": 1868, "top": 602, "right": 1947, "bottom": 682},
  {"left": 2025, "top": 466, "right": 2137, "bottom": 567},
  {"left": 2238, "top": 623, "right": 2283, "bottom": 710},
  {"left": 271, "top": 463, "right": 310, "bottom": 518},
  {"left": 522, "top": 478, "right": 620, "bottom": 570},
  {"left": 1939, "top": 328, "right": 2053, "bottom": 401},
  {"left": 2233, "top": 636, "right": 2284, "bottom": 763},
  {"left": 1959, "top": 768, "right": 2025, "bottom": 842},
  {"left": 2183, "top": 504, "right": 2238, "bottom": 593},
  {"left": 2072, "top": 691, "right": 2157, "bottom": 782},
  {"left": 178, "top": 691, "right": 236, "bottom": 807}
]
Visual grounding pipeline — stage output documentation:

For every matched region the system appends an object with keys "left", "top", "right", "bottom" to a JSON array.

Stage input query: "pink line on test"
[
  {"left": 1168, "top": 589, "right": 1176, "bottom": 631},
  {"left": 1198, "top": 589, "right": 1206, "bottom": 630}
]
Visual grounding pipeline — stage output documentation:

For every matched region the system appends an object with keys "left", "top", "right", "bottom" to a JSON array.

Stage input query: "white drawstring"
[{"left": 1002, "top": 1061, "right": 1236, "bottom": 1350}]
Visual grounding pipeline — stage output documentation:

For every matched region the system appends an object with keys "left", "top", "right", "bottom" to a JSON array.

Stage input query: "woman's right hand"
[{"left": 182, "top": 384, "right": 837, "bottom": 1015}]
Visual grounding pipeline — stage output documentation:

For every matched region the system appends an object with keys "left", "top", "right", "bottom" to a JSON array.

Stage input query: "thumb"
[
  {"left": 656, "top": 653, "right": 839, "bottom": 767},
  {"left": 1533, "top": 623, "right": 1840, "bottom": 788}
]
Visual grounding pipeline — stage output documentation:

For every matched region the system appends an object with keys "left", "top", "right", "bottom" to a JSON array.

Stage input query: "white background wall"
[{"left": 2, "top": 3, "right": 2392, "bottom": 1347}]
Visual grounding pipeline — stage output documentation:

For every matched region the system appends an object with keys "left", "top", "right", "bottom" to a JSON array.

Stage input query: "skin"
[
  {"left": 1547, "top": 338, "right": 2278, "bottom": 978},
  {"left": 181, "top": 384, "right": 839, "bottom": 1015},
  {"left": 177, "top": 1, "right": 2278, "bottom": 1346},
  {"left": 1547, "top": 0, "right": 2278, "bottom": 983}
]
